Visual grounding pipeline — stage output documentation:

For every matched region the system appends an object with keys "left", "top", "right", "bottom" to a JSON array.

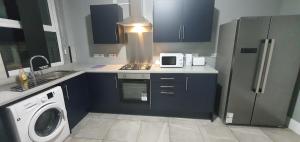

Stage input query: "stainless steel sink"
[
  {"left": 11, "top": 70, "right": 78, "bottom": 92},
  {"left": 39, "top": 70, "right": 77, "bottom": 80}
]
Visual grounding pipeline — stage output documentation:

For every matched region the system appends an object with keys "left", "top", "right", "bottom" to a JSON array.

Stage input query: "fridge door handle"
[
  {"left": 261, "top": 39, "right": 276, "bottom": 94},
  {"left": 254, "top": 39, "right": 269, "bottom": 94}
]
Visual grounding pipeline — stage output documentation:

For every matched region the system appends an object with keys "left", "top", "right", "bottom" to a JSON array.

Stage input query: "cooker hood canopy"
[{"left": 118, "top": 0, "right": 152, "bottom": 27}]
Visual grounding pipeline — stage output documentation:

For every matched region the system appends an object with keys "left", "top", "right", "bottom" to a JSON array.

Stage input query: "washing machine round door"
[{"left": 28, "top": 103, "right": 67, "bottom": 142}]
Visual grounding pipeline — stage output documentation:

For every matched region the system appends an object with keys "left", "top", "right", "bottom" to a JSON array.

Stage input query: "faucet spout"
[{"left": 29, "top": 55, "right": 50, "bottom": 81}]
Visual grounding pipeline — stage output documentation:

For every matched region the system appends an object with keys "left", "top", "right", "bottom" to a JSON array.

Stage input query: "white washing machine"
[{"left": 7, "top": 86, "right": 70, "bottom": 142}]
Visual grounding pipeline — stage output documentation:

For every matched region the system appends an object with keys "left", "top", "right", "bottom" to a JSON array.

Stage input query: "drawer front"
[
  {"left": 151, "top": 74, "right": 186, "bottom": 90},
  {"left": 151, "top": 74, "right": 186, "bottom": 112}
]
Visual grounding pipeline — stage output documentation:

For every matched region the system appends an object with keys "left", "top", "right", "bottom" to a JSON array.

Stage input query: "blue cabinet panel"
[
  {"left": 151, "top": 73, "right": 217, "bottom": 118},
  {"left": 87, "top": 73, "right": 120, "bottom": 113},
  {"left": 153, "top": 0, "right": 214, "bottom": 42},
  {"left": 182, "top": 0, "right": 214, "bottom": 42},
  {"left": 61, "top": 74, "right": 89, "bottom": 130},
  {"left": 185, "top": 74, "right": 217, "bottom": 113},
  {"left": 90, "top": 4, "right": 123, "bottom": 44},
  {"left": 153, "top": 0, "right": 182, "bottom": 42}
]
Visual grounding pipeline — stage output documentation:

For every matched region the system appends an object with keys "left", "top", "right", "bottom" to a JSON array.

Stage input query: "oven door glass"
[
  {"left": 162, "top": 56, "right": 176, "bottom": 65},
  {"left": 119, "top": 79, "right": 150, "bottom": 103}
]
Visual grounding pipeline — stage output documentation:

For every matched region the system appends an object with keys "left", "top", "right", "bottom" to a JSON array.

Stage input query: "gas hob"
[{"left": 119, "top": 64, "right": 151, "bottom": 70}]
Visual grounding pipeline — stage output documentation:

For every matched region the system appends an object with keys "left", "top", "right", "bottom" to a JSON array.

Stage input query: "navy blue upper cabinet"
[
  {"left": 90, "top": 4, "right": 123, "bottom": 44},
  {"left": 182, "top": 0, "right": 214, "bottom": 42},
  {"left": 153, "top": 0, "right": 214, "bottom": 42},
  {"left": 153, "top": 0, "right": 183, "bottom": 42}
]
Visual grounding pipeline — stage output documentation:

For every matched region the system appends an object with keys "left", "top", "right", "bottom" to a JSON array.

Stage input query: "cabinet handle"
[
  {"left": 178, "top": 26, "right": 182, "bottom": 40},
  {"left": 160, "top": 86, "right": 174, "bottom": 88},
  {"left": 160, "top": 91, "right": 175, "bottom": 95},
  {"left": 115, "top": 27, "right": 118, "bottom": 42},
  {"left": 115, "top": 76, "right": 118, "bottom": 88},
  {"left": 65, "top": 85, "right": 70, "bottom": 101},
  {"left": 182, "top": 25, "right": 185, "bottom": 39},
  {"left": 160, "top": 77, "right": 175, "bottom": 80},
  {"left": 185, "top": 77, "right": 188, "bottom": 92}
]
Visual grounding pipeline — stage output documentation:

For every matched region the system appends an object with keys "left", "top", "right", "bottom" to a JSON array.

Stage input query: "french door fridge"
[{"left": 216, "top": 15, "right": 300, "bottom": 127}]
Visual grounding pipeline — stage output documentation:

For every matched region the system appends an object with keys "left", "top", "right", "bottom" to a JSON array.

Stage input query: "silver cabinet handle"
[
  {"left": 185, "top": 77, "right": 188, "bottom": 92},
  {"left": 178, "top": 25, "right": 182, "bottom": 40},
  {"left": 160, "top": 86, "right": 174, "bottom": 88},
  {"left": 115, "top": 27, "right": 118, "bottom": 42},
  {"left": 115, "top": 76, "right": 118, "bottom": 88},
  {"left": 261, "top": 39, "right": 275, "bottom": 94},
  {"left": 65, "top": 85, "right": 70, "bottom": 101},
  {"left": 160, "top": 78, "right": 175, "bottom": 80},
  {"left": 182, "top": 25, "right": 185, "bottom": 39},
  {"left": 254, "top": 39, "right": 269, "bottom": 94},
  {"left": 160, "top": 91, "right": 175, "bottom": 95}
]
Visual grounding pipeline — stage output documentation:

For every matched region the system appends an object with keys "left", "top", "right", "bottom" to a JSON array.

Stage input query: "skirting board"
[{"left": 289, "top": 119, "right": 300, "bottom": 135}]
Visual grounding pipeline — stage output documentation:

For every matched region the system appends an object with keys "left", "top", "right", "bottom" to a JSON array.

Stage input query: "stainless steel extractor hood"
[{"left": 118, "top": 0, "right": 152, "bottom": 27}]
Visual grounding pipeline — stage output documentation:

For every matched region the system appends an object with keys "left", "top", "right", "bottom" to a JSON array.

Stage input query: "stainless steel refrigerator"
[{"left": 216, "top": 15, "right": 300, "bottom": 127}]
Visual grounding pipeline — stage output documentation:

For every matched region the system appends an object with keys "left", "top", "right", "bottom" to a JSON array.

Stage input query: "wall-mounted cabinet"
[
  {"left": 90, "top": 4, "right": 123, "bottom": 44},
  {"left": 153, "top": 0, "right": 214, "bottom": 42}
]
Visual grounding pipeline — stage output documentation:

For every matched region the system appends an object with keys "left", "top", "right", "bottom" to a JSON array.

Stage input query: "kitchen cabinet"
[
  {"left": 153, "top": 0, "right": 182, "bottom": 42},
  {"left": 153, "top": 0, "right": 214, "bottom": 42},
  {"left": 87, "top": 73, "right": 120, "bottom": 113},
  {"left": 151, "top": 73, "right": 217, "bottom": 118},
  {"left": 60, "top": 74, "right": 90, "bottom": 130},
  {"left": 185, "top": 74, "right": 217, "bottom": 113},
  {"left": 151, "top": 74, "right": 186, "bottom": 113},
  {"left": 90, "top": 4, "right": 123, "bottom": 44}
]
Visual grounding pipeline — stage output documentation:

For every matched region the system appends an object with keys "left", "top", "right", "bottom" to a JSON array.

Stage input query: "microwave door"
[{"left": 162, "top": 56, "right": 177, "bottom": 65}]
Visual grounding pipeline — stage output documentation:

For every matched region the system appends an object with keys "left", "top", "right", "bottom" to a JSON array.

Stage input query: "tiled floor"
[{"left": 64, "top": 113, "right": 300, "bottom": 142}]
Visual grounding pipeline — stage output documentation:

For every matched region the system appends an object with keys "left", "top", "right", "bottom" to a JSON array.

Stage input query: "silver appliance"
[
  {"left": 216, "top": 15, "right": 300, "bottom": 127},
  {"left": 117, "top": 73, "right": 150, "bottom": 104},
  {"left": 119, "top": 63, "right": 151, "bottom": 70}
]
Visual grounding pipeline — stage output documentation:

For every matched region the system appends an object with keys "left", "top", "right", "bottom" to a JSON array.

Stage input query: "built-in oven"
[{"left": 117, "top": 73, "right": 150, "bottom": 104}]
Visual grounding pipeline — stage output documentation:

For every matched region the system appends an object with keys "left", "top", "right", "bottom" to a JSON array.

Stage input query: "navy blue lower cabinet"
[
  {"left": 60, "top": 74, "right": 90, "bottom": 130},
  {"left": 87, "top": 73, "right": 120, "bottom": 113},
  {"left": 150, "top": 73, "right": 217, "bottom": 118},
  {"left": 151, "top": 74, "right": 186, "bottom": 114},
  {"left": 185, "top": 74, "right": 217, "bottom": 114}
]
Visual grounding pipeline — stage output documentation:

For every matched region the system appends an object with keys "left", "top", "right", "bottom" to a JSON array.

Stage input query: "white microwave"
[{"left": 160, "top": 53, "right": 184, "bottom": 68}]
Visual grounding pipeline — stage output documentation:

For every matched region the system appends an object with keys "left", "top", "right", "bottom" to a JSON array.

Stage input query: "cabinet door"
[
  {"left": 153, "top": 0, "right": 183, "bottom": 42},
  {"left": 182, "top": 0, "right": 214, "bottom": 42},
  {"left": 62, "top": 74, "right": 89, "bottom": 129},
  {"left": 185, "top": 74, "right": 217, "bottom": 113},
  {"left": 151, "top": 74, "right": 186, "bottom": 113},
  {"left": 87, "top": 73, "right": 119, "bottom": 113},
  {"left": 90, "top": 5, "right": 122, "bottom": 44}
]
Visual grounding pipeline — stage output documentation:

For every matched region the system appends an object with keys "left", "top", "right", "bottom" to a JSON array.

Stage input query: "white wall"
[{"left": 61, "top": 0, "right": 283, "bottom": 65}]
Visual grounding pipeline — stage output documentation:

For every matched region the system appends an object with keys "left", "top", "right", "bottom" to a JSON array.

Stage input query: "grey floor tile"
[
  {"left": 261, "top": 127, "right": 300, "bottom": 142},
  {"left": 199, "top": 125, "right": 238, "bottom": 142},
  {"left": 74, "top": 118, "right": 116, "bottom": 139},
  {"left": 117, "top": 114, "right": 169, "bottom": 122},
  {"left": 64, "top": 137, "right": 102, "bottom": 142},
  {"left": 169, "top": 121, "right": 204, "bottom": 142},
  {"left": 197, "top": 117, "right": 225, "bottom": 127},
  {"left": 137, "top": 121, "right": 169, "bottom": 142},
  {"left": 168, "top": 117, "right": 199, "bottom": 127},
  {"left": 104, "top": 119, "right": 141, "bottom": 142},
  {"left": 230, "top": 126, "right": 273, "bottom": 142}
]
